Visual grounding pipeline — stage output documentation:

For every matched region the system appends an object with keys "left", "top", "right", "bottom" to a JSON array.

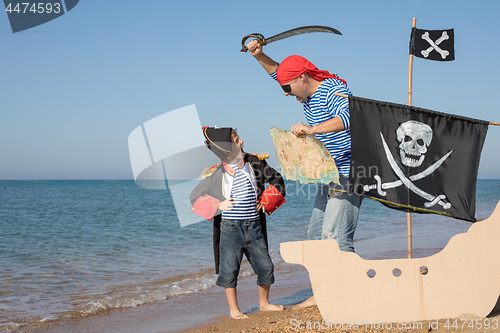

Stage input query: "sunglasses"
[{"left": 280, "top": 76, "right": 305, "bottom": 93}]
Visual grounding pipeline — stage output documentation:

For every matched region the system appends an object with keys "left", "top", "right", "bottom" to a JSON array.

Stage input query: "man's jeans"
[
  {"left": 216, "top": 218, "right": 274, "bottom": 288},
  {"left": 307, "top": 176, "right": 362, "bottom": 253}
]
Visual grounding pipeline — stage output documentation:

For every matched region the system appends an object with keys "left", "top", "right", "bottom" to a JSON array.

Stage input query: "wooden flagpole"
[{"left": 406, "top": 17, "right": 417, "bottom": 258}]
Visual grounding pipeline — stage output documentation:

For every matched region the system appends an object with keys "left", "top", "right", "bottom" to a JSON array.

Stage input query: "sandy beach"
[
  {"left": 22, "top": 258, "right": 500, "bottom": 333},
  {"left": 175, "top": 309, "right": 500, "bottom": 333}
]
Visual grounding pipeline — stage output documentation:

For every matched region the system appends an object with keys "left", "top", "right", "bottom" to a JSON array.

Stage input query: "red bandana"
[{"left": 276, "top": 55, "right": 347, "bottom": 86}]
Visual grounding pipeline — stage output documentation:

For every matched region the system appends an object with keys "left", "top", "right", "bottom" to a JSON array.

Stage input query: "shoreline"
[
  {"left": 23, "top": 257, "right": 500, "bottom": 333},
  {"left": 11, "top": 198, "right": 500, "bottom": 333},
  {"left": 23, "top": 262, "right": 313, "bottom": 333},
  {"left": 21, "top": 230, "right": 491, "bottom": 333},
  {"left": 16, "top": 243, "right": 500, "bottom": 333}
]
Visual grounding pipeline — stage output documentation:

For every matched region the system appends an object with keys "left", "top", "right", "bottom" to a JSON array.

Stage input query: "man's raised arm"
[{"left": 247, "top": 39, "right": 279, "bottom": 75}]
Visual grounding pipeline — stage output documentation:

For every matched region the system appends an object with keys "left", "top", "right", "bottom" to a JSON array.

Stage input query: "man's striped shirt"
[{"left": 271, "top": 71, "right": 352, "bottom": 175}]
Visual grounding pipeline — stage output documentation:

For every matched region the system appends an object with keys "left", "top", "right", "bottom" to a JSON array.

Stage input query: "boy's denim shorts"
[{"left": 216, "top": 218, "right": 275, "bottom": 288}]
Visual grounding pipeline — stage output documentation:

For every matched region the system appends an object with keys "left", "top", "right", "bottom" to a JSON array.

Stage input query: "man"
[{"left": 246, "top": 40, "right": 362, "bottom": 309}]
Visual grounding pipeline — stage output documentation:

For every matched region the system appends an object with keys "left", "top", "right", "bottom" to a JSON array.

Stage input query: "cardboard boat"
[{"left": 280, "top": 201, "right": 500, "bottom": 323}]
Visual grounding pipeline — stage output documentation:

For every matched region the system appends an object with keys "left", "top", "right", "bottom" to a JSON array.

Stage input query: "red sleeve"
[
  {"left": 259, "top": 184, "right": 286, "bottom": 215},
  {"left": 191, "top": 195, "right": 221, "bottom": 221}
]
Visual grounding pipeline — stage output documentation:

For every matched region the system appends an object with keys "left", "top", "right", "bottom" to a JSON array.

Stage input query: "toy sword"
[{"left": 240, "top": 25, "right": 342, "bottom": 52}]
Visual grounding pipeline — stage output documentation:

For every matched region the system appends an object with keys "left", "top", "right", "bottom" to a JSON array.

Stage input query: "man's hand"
[
  {"left": 256, "top": 202, "right": 266, "bottom": 213},
  {"left": 246, "top": 39, "right": 262, "bottom": 57},
  {"left": 246, "top": 39, "right": 278, "bottom": 74},
  {"left": 291, "top": 118, "right": 345, "bottom": 136},
  {"left": 291, "top": 122, "right": 313, "bottom": 137},
  {"left": 219, "top": 198, "right": 235, "bottom": 211}
]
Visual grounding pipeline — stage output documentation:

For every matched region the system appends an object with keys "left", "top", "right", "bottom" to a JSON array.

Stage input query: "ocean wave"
[
  {"left": 81, "top": 251, "right": 286, "bottom": 315},
  {"left": 0, "top": 250, "right": 288, "bottom": 332},
  {"left": 82, "top": 272, "right": 218, "bottom": 314},
  {"left": 82, "top": 252, "right": 285, "bottom": 315},
  {"left": 0, "top": 322, "right": 21, "bottom": 332}
]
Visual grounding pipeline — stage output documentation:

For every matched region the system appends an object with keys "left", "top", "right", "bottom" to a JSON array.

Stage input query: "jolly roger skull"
[{"left": 396, "top": 121, "right": 433, "bottom": 168}]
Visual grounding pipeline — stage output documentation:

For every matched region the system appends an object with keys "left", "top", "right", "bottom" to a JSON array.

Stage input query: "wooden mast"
[{"left": 406, "top": 17, "right": 417, "bottom": 258}]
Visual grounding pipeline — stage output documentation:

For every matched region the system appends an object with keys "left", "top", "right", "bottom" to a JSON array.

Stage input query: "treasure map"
[{"left": 270, "top": 127, "right": 339, "bottom": 185}]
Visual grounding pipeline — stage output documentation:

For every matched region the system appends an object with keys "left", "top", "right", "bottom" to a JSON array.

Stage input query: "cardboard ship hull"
[{"left": 280, "top": 201, "right": 500, "bottom": 323}]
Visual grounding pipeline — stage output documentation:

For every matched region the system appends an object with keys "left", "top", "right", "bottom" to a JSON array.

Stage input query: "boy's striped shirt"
[{"left": 221, "top": 167, "right": 259, "bottom": 220}]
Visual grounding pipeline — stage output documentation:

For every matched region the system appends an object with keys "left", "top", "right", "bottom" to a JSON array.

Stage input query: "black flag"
[
  {"left": 410, "top": 27, "right": 455, "bottom": 61},
  {"left": 348, "top": 96, "right": 488, "bottom": 222}
]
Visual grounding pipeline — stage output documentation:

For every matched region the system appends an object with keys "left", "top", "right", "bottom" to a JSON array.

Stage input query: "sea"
[{"left": 0, "top": 179, "right": 499, "bottom": 332}]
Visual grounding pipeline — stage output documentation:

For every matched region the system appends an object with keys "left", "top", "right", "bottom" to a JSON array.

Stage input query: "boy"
[{"left": 190, "top": 127, "right": 286, "bottom": 319}]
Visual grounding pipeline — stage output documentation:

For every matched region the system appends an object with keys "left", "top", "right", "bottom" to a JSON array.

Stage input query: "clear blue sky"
[{"left": 1, "top": 0, "right": 499, "bottom": 179}]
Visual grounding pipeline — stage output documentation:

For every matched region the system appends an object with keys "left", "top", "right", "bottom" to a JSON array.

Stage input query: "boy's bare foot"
[
  {"left": 260, "top": 303, "right": 285, "bottom": 311},
  {"left": 230, "top": 311, "right": 249, "bottom": 319},
  {"left": 292, "top": 295, "right": 316, "bottom": 310}
]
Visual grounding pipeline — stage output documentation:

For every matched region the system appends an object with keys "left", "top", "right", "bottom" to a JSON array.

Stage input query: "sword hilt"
[{"left": 240, "top": 33, "right": 266, "bottom": 52}]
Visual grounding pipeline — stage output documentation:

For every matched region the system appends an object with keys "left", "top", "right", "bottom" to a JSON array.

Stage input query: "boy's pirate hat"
[{"left": 203, "top": 127, "right": 233, "bottom": 160}]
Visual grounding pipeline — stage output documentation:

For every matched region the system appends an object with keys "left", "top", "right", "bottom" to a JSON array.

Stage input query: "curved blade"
[{"left": 265, "top": 25, "right": 342, "bottom": 45}]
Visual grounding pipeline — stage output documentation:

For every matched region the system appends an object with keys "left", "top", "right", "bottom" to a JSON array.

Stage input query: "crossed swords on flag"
[{"left": 363, "top": 133, "right": 453, "bottom": 210}]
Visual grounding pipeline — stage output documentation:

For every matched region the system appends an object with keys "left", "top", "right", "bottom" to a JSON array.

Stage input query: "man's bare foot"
[
  {"left": 230, "top": 311, "right": 249, "bottom": 319},
  {"left": 260, "top": 303, "right": 285, "bottom": 311},
  {"left": 293, "top": 295, "right": 316, "bottom": 310}
]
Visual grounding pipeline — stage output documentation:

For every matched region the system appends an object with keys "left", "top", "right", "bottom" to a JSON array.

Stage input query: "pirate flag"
[
  {"left": 348, "top": 96, "right": 488, "bottom": 222},
  {"left": 410, "top": 27, "right": 455, "bottom": 61}
]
